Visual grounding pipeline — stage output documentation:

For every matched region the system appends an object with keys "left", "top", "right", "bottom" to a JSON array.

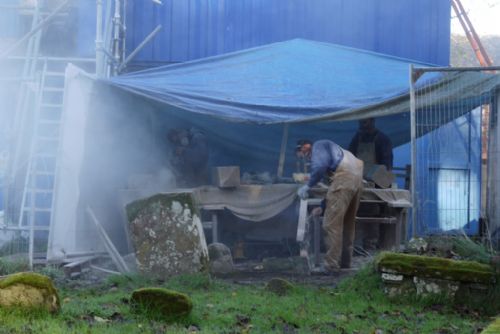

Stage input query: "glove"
[{"left": 297, "top": 185, "right": 310, "bottom": 200}]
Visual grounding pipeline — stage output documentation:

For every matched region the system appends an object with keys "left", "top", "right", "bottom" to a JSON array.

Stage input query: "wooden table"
[{"left": 296, "top": 187, "right": 411, "bottom": 267}]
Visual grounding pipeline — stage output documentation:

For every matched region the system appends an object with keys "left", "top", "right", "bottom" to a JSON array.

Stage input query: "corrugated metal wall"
[{"left": 124, "top": 0, "right": 450, "bottom": 65}]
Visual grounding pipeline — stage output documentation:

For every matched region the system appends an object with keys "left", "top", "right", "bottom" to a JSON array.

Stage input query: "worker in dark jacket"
[
  {"left": 348, "top": 118, "right": 393, "bottom": 171},
  {"left": 297, "top": 140, "right": 363, "bottom": 272},
  {"left": 168, "top": 127, "right": 209, "bottom": 187}
]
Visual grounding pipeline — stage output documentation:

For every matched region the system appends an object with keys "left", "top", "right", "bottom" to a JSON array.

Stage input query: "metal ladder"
[{"left": 18, "top": 58, "right": 67, "bottom": 268}]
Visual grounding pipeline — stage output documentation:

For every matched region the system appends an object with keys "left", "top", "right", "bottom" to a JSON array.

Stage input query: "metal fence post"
[{"left": 409, "top": 64, "right": 417, "bottom": 237}]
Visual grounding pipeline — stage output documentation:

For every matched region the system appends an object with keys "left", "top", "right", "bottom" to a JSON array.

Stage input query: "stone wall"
[{"left": 377, "top": 252, "right": 499, "bottom": 314}]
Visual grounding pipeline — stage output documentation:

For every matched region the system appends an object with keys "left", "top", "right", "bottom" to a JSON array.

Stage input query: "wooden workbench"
[{"left": 296, "top": 187, "right": 411, "bottom": 267}]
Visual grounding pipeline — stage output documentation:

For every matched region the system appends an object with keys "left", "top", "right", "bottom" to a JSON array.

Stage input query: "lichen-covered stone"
[
  {"left": 126, "top": 192, "right": 209, "bottom": 277},
  {"left": 265, "top": 278, "right": 294, "bottom": 296},
  {"left": 406, "top": 238, "right": 428, "bottom": 254},
  {"left": 413, "top": 277, "right": 459, "bottom": 298},
  {"left": 382, "top": 277, "right": 415, "bottom": 299},
  {"left": 0, "top": 272, "right": 60, "bottom": 313},
  {"left": 376, "top": 252, "right": 495, "bottom": 284},
  {"left": 208, "top": 243, "right": 234, "bottom": 274},
  {"left": 426, "top": 236, "right": 453, "bottom": 256},
  {"left": 131, "top": 287, "right": 192, "bottom": 317}
]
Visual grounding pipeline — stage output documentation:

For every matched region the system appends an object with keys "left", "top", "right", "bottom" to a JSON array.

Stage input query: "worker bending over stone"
[{"left": 296, "top": 139, "right": 363, "bottom": 273}]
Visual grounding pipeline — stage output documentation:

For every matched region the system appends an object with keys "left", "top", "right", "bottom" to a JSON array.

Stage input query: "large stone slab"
[
  {"left": 0, "top": 272, "right": 60, "bottom": 313},
  {"left": 126, "top": 192, "right": 209, "bottom": 277}
]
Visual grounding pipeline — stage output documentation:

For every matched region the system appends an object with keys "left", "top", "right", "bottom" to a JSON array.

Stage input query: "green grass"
[{"left": 0, "top": 266, "right": 493, "bottom": 333}]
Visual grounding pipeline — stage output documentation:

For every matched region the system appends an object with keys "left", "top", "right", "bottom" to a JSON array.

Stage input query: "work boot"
[{"left": 311, "top": 263, "right": 340, "bottom": 276}]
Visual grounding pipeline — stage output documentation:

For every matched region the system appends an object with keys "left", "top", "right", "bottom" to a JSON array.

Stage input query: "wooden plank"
[
  {"left": 63, "top": 256, "right": 96, "bottom": 269},
  {"left": 199, "top": 204, "right": 226, "bottom": 210},
  {"left": 86, "top": 207, "right": 130, "bottom": 274},
  {"left": 277, "top": 124, "right": 289, "bottom": 178},
  {"left": 296, "top": 199, "right": 309, "bottom": 242},
  {"left": 211, "top": 212, "right": 219, "bottom": 243},
  {"left": 355, "top": 216, "right": 397, "bottom": 224},
  {"left": 313, "top": 215, "right": 321, "bottom": 267},
  {"left": 90, "top": 264, "right": 121, "bottom": 276}
]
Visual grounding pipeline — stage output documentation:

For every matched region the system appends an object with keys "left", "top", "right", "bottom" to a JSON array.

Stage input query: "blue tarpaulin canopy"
[
  {"left": 102, "top": 39, "right": 499, "bottom": 174},
  {"left": 109, "top": 39, "right": 438, "bottom": 124}
]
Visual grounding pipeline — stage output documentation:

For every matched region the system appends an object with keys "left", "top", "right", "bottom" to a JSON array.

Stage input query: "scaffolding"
[
  {"left": 0, "top": 0, "right": 165, "bottom": 267},
  {"left": 0, "top": 1, "right": 103, "bottom": 268}
]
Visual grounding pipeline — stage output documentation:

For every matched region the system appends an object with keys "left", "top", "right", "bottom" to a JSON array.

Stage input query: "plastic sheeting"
[
  {"left": 193, "top": 184, "right": 298, "bottom": 222},
  {"left": 108, "top": 39, "right": 499, "bottom": 126},
  {"left": 109, "top": 39, "right": 434, "bottom": 124}
]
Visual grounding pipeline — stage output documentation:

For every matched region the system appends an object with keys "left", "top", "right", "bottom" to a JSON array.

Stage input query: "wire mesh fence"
[{"left": 410, "top": 67, "right": 500, "bottom": 249}]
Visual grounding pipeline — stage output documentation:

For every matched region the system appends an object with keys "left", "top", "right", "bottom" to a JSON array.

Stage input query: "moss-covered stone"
[
  {"left": 376, "top": 252, "right": 495, "bottom": 284},
  {"left": 481, "top": 317, "right": 500, "bottom": 334},
  {"left": 265, "top": 278, "right": 294, "bottom": 296},
  {"left": 0, "top": 272, "right": 60, "bottom": 313},
  {"left": 131, "top": 287, "right": 193, "bottom": 318}
]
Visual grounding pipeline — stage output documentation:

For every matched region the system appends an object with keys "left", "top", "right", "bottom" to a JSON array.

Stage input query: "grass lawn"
[{"left": 0, "top": 264, "right": 493, "bottom": 333}]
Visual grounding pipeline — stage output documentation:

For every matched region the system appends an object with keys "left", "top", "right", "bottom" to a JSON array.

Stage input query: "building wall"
[{"left": 76, "top": 0, "right": 451, "bottom": 65}]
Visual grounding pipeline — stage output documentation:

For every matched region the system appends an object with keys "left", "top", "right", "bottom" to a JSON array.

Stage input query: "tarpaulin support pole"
[
  {"left": 96, "top": 0, "right": 104, "bottom": 77},
  {"left": 409, "top": 64, "right": 417, "bottom": 237},
  {"left": 277, "top": 124, "right": 289, "bottom": 178}
]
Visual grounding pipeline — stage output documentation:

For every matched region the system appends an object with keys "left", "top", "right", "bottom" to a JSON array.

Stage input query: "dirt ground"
[{"left": 217, "top": 255, "right": 373, "bottom": 287}]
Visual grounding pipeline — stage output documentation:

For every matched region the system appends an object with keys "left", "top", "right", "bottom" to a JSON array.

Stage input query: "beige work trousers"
[{"left": 323, "top": 150, "right": 363, "bottom": 270}]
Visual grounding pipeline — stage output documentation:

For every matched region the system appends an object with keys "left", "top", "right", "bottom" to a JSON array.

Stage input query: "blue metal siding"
[{"left": 118, "top": 0, "right": 449, "bottom": 65}]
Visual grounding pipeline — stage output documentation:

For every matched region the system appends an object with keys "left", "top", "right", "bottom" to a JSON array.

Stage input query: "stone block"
[
  {"left": 212, "top": 166, "right": 240, "bottom": 188},
  {"left": 413, "top": 276, "right": 459, "bottom": 298},
  {"left": 208, "top": 243, "right": 234, "bottom": 274},
  {"left": 382, "top": 278, "right": 415, "bottom": 299},
  {"left": 265, "top": 278, "right": 294, "bottom": 296},
  {"left": 126, "top": 192, "right": 209, "bottom": 277},
  {"left": 363, "top": 164, "right": 394, "bottom": 189},
  {"left": 406, "top": 237, "right": 428, "bottom": 254}
]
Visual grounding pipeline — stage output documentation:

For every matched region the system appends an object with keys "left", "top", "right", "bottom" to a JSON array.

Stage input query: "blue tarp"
[
  {"left": 94, "top": 41, "right": 499, "bottom": 236},
  {"left": 109, "top": 39, "right": 437, "bottom": 124}
]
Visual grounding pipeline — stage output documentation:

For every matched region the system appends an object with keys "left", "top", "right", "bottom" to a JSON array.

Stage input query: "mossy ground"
[
  {"left": 0, "top": 264, "right": 493, "bottom": 333},
  {"left": 481, "top": 317, "right": 500, "bottom": 334}
]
